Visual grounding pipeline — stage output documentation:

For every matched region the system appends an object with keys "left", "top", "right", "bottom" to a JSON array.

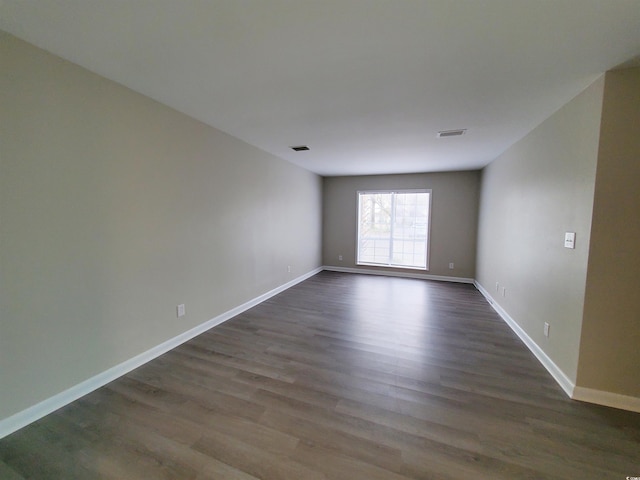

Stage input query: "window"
[{"left": 357, "top": 190, "right": 431, "bottom": 270}]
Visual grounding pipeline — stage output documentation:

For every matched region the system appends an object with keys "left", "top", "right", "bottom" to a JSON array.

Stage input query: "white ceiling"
[{"left": 2, "top": 1, "right": 640, "bottom": 176}]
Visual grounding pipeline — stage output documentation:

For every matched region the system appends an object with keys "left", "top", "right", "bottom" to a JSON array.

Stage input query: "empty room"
[{"left": 1, "top": 1, "right": 639, "bottom": 479}]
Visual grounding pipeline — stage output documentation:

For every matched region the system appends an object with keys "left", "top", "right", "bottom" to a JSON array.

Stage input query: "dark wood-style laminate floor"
[{"left": 1, "top": 272, "right": 639, "bottom": 479}]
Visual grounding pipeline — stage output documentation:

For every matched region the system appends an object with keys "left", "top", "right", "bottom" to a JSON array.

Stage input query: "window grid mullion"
[{"left": 388, "top": 192, "right": 396, "bottom": 266}]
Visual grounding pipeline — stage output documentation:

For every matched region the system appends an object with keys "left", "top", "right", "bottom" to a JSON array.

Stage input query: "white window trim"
[{"left": 356, "top": 189, "right": 432, "bottom": 271}]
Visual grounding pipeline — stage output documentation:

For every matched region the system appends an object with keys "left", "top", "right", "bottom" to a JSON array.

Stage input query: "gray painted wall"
[
  {"left": 0, "top": 32, "right": 322, "bottom": 421},
  {"left": 578, "top": 68, "right": 640, "bottom": 397},
  {"left": 323, "top": 172, "right": 480, "bottom": 279},
  {"left": 2, "top": 30, "right": 637, "bottom": 424},
  {"left": 476, "top": 77, "right": 605, "bottom": 384}
]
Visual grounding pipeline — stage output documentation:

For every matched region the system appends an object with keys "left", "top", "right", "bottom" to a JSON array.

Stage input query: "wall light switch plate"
[{"left": 564, "top": 232, "right": 576, "bottom": 249}]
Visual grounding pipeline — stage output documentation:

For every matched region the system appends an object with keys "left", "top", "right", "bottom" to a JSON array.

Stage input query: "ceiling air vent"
[
  {"left": 437, "top": 129, "right": 466, "bottom": 138},
  {"left": 290, "top": 145, "right": 310, "bottom": 151}
]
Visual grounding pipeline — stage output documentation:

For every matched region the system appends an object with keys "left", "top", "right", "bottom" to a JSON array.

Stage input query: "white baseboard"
[
  {"left": 0, "top": 267, "right": 323, "bottom": 440},
  {"left": 323, "top": 265, "right": 474, "bottom": 284},
  {"left": 473, "top": 281, "right": 576, "bottom": 397},
  {"left": 572, "top": 386, "right": 640, "bottom": 413},
  {"left": 474, "top": 280, "right": 640, "bottom": 413},
  {"left": 3, "top": 268, "right": 636, "bottom": 440}
]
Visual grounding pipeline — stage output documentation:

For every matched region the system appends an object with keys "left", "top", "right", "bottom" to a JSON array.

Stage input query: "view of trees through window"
[{"left": 357, "top": 190, "right": 430, "bottom": 269}]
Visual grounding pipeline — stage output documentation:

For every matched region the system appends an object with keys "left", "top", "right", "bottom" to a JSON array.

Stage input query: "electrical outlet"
[
  {"left": 287, "top": 265, "right": 291, "bottom": 273},
  {"left": 448, "top": 262, "right": 454, "bottom": 269},
  {"left": 338, "top": 255, "right": 343, "bottom": 261},
  {"left": 544, "top": 322, "right": 550, "bottom": 337},
  {"left": 501, "top": 287, "right": 506, "bottom": 297},
  {"left": 177, "top": 304, "right": 186, "bottom": 318}
]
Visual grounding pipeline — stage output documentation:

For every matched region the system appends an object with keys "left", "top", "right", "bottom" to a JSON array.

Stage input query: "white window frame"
[{"left": 356, "top": 189, "right": 432, "bottom": 270}]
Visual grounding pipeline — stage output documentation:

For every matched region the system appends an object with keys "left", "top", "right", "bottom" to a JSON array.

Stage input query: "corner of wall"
[{"left": 576, "top": 67, "right": 640, "bottom": 403}]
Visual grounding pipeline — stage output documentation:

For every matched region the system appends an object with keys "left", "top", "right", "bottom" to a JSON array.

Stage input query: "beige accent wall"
[
  {"left": 0, "top": 32, "right": 322, "bottom": 421},
  {"left": 577, "top": 68, "right": 640, "bottom": 397},
  {"left": 323, "top": 171, "right": 480, "bottom": 279},
  {"left": 476, "top": 77, "right": 605, "bottom": 383}
]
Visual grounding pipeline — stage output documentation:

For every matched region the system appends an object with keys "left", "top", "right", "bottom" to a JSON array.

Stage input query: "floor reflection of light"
[{"left": 342, "top": 275, "right": 435, "bottom": 375}]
